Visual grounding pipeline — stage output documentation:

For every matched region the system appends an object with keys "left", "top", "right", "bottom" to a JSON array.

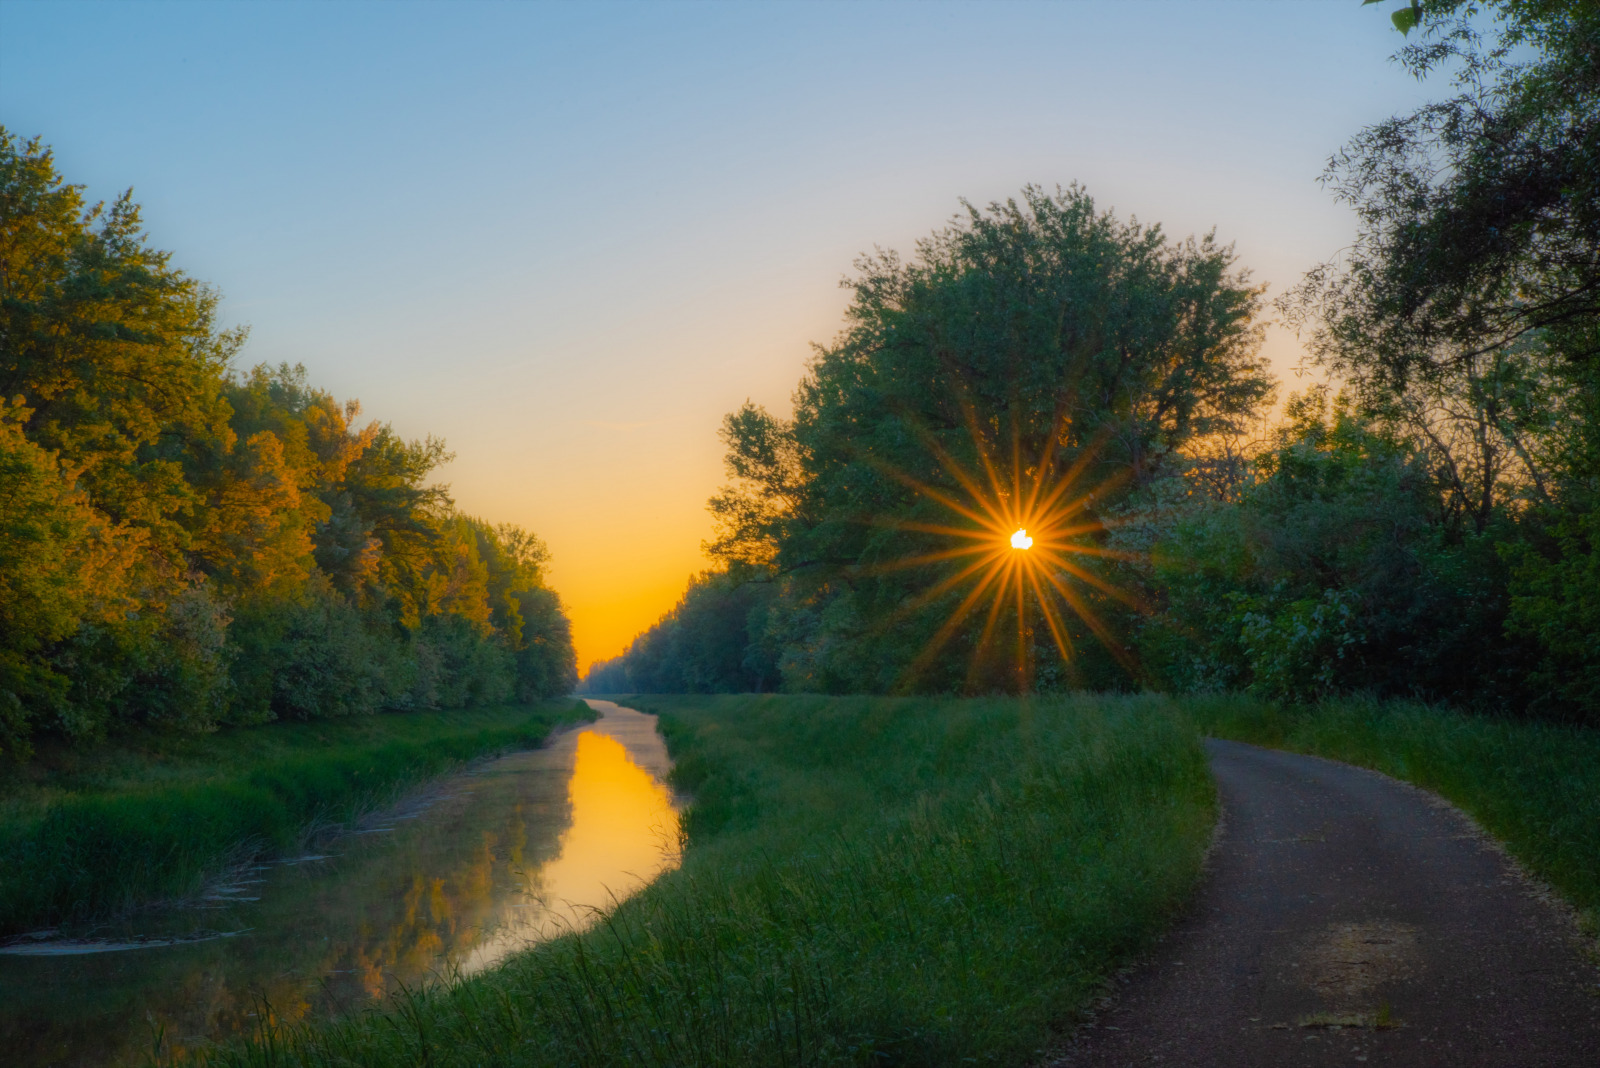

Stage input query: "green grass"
[
  {"left": 185, "top": 693, "right": 1215, "bottom": 1068},
  {"left": 1185, "top": 694, "right": 1600, "bottom": 937},
  {"left": 0, "top": 699, "right": 593, "bottom": 935}
]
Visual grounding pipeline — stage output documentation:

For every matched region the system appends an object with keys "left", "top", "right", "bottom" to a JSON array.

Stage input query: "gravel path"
[{"left": 1055, "top": 739, "right": 1600, "bottom": 1067}]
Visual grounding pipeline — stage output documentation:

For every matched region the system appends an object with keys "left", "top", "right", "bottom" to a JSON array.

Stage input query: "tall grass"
[
  {"left": 0, "top": 700, "right": 592, "bottom": 935},
  {"left": 1185, "top": 694, "right": 1600, "bottom": 929},
  {"left": 187, "top": 693, "right": 1215, "bottom": 1068}
]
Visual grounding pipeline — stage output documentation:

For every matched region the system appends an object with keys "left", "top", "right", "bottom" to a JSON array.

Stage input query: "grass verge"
[
  {"left": 1185, "top": 694, "right": 1600, "bottom": 939},
  {"left": 0, "top": 699, "right": 593, "bottom": 935},
  {"left": 186, "top": 693, "right": 1215, "bottom": 1068}
]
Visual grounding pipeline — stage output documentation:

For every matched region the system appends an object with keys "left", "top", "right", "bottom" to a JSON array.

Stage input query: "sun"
[{"left": 859, "top": 393, "right": 1141, "bottom": 692}]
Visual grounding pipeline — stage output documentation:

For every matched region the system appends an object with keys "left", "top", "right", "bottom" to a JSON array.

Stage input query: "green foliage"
[
  {"left": 586, "top": 568, "right": 779, "bottom": 694},
  {"left": 187, "top": 693, "right": 1215, "bottom": 1068},
  {"left": 594, "top": 3, "right": 1600, "bottom": 716},
  {"left": 1504, "top": 505, "right": 1600, "bottom": 714},
  {"left": 765, "top": 187, "right": 1270, "bottom": 693},
  {"left": 1136, "top": 388, "right": 1532, "bottom": 705},
  {"left": 1251, "top": 0, "right": 1600, "bottom": 718},
  {"left": 0, "top": 130, "right": 578, "bottom": 756},
  {"left": 1314, "top": 1, "right": 1600, "bottom": 377},
  {"left": 412, "top": 612, "right": 514, "bottom": 709},
  {"left": 227, "top": 582, "right": 404, "bottom": 722},
  {"left": 0, "top": 699, "right": 591, "bottom": 935},
  {"left": 0, "top": 131, "right": 237, "bottom": 565},
  {"left": 622, "top": 186, "right": 1274, "bottom": 697},
  {"left": 509, "top": 586, "right": 580, "bottom": 701},
  {"left": 0, "top": 399, "right": 119, "bottom": 756},
  {"left": 1363, "top": 0, "right": 1424, "bottom": 36}
]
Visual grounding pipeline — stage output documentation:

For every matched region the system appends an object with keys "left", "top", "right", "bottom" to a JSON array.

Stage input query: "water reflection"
[
  {"left": 0, "top": 701, "right": 679, "bottom": 1067},
  {"left": 457, "top": 727, "right": 680, "bottom": 974}
]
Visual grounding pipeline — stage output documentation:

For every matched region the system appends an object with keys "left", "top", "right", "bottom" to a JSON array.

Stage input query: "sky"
[{"left": 0, "top": 0, "right": 1432, "bottom": 670}]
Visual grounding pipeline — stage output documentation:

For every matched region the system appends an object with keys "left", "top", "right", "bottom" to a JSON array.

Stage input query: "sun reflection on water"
[{"left": 457, "top": 727, "right": 680, "bottom": 974}]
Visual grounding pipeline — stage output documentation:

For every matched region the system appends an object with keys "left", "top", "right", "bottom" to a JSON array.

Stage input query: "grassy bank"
[
  {"left": 0, "top": 700, "right": 593, "bottom": 935},
  {"left": 188, "top": 693, "right": 1214, "bottom": 1067},
  {"left": 1186, "top": 695, "right": 1600, "bottom": 935}
]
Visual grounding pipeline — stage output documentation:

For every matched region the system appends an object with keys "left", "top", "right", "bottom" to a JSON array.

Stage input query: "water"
[{"left": 0, "top": 701, "right": 681, "bottom": 1067}]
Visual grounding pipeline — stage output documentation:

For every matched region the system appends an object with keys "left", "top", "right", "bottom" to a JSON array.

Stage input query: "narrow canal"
[{"left": 0, "top": 700, "right": 681, "bottom": 1067}]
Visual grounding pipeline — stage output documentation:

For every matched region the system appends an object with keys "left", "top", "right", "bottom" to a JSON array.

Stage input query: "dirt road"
[{"left": 1056, "top": 740, "right": 1600, "bottom": 1067}]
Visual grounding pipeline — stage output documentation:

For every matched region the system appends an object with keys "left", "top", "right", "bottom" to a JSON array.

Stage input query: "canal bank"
[
  {"left": 0, "top": 701, "right": 682, "bottom": 1067},
  {"left": 0, "top": 700, "right": 594, "bottom": 938},
  {"left": 180, "top": 693, "right": 1216, "bottom": 1068}
]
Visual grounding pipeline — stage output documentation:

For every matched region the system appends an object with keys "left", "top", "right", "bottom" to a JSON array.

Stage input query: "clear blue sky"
[{"left": 0, "top": 0, "right": 1428, "bottom": 665}]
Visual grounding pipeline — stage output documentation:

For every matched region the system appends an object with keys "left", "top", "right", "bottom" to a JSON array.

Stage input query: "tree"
[
  {"left": 1276, "top": 1, "right": 1600, "bottom": 720},
  {"left": 1136, "top": 387, "right": 1528, "bottom": 703},
  {"left": 1302, "top": 1, "right": 1600, "bottom": 381},
  {"left": 715, "top": 186, "right": 1273, "bottom": 693},
  {"left": 0, "top": 129, "right": 238, "bottom": 571},
  {"left": 582, "top": 568, "right": 779, "bottom": 695},
  {"left": 0, "top": 132, "right": 581, "bottom": 751}
]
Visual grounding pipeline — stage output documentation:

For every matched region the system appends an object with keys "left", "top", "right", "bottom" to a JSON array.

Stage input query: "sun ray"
[
  {"left": 1030, "top": 438, "right": 1128, "bottom": 528},
  {"left": 1034, "top": 549, "right": 1146, "bottom": 611},
  {"left": 1014, "top": 551, "right": 1028, "bottom": 687},
  {"left": 848, "top": 373, "right": 1145, "bottom": 691},
  {"left": 859, "top": 544, "right": 996, "bottom": 575},
  {"left": 1027, "top": 569, "right": 1075, "bottom": 663},
  {"left": 864, "top": 518, "right": 1003, "bottom": 540},
  {"left": 1038, "top": 567, "right": 1140, "bottom": 675},
  {"left": 1036, "top": 543, "right": 1140, "bottom": 563},
  {"left": 893, "top": 409, "right": 1011, "bottom": 530},
  {"left": 866, "top": 548, "right": 1010, "bottom": 635},
  {"left": 1023, "top": 388, "right": 1081, "bottom": 519},
  {"left": 898, "top": 560, "right": 1011, "bottom": 687},
  {"left": 966, "top": 560, "right": 1013, "bottom": 690},
  {"left": 946, "top": 383, "right": 1011, "bottom": 516},
  {"left": 1007, "top": 397, "right": 1024, "bottom": 527},
  {"left": 864, "top": 456, "right": 1000, "bottom": 530},
  {"left": 1030, "top": 520, "right": 1111, "bottom": 544}
]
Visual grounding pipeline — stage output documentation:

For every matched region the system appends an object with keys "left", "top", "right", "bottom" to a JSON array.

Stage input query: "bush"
[{"left": 228, "top": 584, "right": 408, "bottom": 721}]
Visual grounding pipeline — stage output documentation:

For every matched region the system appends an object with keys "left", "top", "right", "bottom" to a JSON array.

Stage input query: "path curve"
[{"left": 1055, "top": 739, "right": 1600, "bottom": 1067}]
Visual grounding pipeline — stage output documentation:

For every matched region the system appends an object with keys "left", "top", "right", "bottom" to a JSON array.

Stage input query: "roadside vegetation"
[
  {"left": 184, "top": 693, "right": 1213, "bottom": 1067},
  {"left": 0, "top": 698, "right": 591, "bottom": 936},
  {"left": 1187, "top": 694, "right": 1600, "bottom": 938}
]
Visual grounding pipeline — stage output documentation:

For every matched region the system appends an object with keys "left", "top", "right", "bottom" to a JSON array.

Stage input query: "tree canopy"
[{"left": 0, "top": 131, "right": 577, "bottom": 758}]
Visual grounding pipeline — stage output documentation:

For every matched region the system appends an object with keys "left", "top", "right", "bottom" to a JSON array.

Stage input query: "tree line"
[
  {"left": 586, "top": 0, "right": 1600, "bottom": 724},
  {"left": 1, "top": 132, "right": 577, "bottom": 758}
]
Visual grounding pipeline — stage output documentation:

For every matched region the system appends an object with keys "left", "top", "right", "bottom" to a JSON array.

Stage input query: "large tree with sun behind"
[{"left": 706, "top": 186, "right": 1274, "bottom": 694}]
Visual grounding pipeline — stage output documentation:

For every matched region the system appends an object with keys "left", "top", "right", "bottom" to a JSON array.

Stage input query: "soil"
[{"left": 1053, "top": 739, "right": 1600, "bottom": 1067}]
